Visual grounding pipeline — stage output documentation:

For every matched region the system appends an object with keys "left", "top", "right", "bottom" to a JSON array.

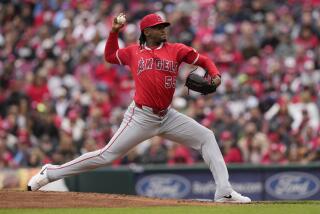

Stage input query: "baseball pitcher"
[{"left": 28, "top": 13, "right": 251, "bottom": 203}]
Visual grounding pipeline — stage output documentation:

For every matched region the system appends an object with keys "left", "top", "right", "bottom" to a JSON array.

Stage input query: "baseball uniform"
[{"left": 43, "top": 14, "right": 233, "bottom": 199}]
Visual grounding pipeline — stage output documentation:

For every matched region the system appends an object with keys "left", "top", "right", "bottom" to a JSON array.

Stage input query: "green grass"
[{"left": 0, "top": 202, "right": 319, "bottom": 214}]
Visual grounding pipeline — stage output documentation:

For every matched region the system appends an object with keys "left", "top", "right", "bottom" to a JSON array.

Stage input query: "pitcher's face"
[{"left": 144, "top": 24, "right": 168, "bottom": 43}]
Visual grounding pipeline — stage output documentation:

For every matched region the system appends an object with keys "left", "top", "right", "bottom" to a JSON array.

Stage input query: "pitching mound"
[{"left": 0, "top": 190, "right": 219, "bottom": 208}]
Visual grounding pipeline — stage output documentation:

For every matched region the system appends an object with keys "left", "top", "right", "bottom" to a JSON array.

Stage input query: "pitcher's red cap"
[{"left": 140, "top": 13, "right": 170, "bottom": 31}]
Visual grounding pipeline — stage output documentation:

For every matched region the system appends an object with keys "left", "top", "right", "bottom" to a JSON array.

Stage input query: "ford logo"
[
  {"left": 135, "top": 174, "right": 191, "bottom": 198},
  {"left": 265, "top": 172, "right": 320, "bottom": 200}
]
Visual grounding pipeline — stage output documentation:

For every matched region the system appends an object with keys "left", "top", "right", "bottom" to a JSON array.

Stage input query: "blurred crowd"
[{"left": 0, "top": 0, "right": 320, "bottom": 169}]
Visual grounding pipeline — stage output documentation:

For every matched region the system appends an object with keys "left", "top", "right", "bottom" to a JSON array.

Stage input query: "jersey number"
[{"left": 165, "top": 76, "right": 176, "bottom": 89}]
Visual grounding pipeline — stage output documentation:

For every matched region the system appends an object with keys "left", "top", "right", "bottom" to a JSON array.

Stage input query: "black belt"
[{"left": 135, "top": 102, "right": 168, "bottom": 117}]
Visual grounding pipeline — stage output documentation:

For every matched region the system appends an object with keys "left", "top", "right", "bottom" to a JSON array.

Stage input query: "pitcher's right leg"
[
  {"left": 28, "top": 104, "right": 157, "bottom": 190},
  {"left": 160, "top": 109, "right": 251, "bottom": 203}
]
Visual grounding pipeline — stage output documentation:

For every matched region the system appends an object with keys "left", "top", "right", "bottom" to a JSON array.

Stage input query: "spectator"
[
  {"left": 168, "top": 144, "right": 194, "bottom": 165},
  {"left": 141, "top": 136, "right": 168, "bottom": 164},
  {"left": 237, "top": 122, "right": 269, "bottom": 163},
  {"left": 261, "top": 143, "right": 288, "bottom": 164},
  {"left": 220, "top": 131, "right": 243, "bottom": 163}
]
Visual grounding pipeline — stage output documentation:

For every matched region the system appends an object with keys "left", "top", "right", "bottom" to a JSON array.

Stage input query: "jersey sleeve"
[
  {"left": 176, "top": 43, "right": 199, "bottom": 64},
  {"left": 176, "top": 43, "right": 220, "bottom": 77},
  {"left": 104, "top": 32, "right": 131, "bottom": 66}
]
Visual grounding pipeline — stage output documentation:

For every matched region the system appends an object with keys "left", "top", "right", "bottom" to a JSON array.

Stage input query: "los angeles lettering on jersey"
[{"left": 137, "top": 58, "right": 178, "bottom": 75}]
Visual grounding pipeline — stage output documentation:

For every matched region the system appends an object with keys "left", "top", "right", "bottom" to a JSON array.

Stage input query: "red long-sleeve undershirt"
[
  {"left": 194, "top": 55, "right": 220, "bottom": 77},
  {"left": 104, "top": 31, "right": 220, "bottom": 77},
  {"left": 183, "top": 51, "right": 221, "bottom": 77},
  {"left": 104, "top": 32, "right": 119, "bottom": 64}
]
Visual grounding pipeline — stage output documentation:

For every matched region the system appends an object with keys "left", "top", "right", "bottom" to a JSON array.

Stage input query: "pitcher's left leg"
[{"left": 160, "top": 108, "right": 232, "bottom": 198}]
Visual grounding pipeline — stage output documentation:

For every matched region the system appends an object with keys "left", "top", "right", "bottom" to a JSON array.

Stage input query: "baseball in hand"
[{"left": 116, "top": 14, "right": 126, "bottom": 24}]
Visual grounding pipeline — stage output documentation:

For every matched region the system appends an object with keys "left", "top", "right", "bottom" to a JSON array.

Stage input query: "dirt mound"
[{"left": 0, "top": 190, "right": 217, "bottom": 208}]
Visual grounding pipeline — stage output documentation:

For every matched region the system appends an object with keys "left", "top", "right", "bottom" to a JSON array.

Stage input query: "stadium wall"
[{"left": 1, "top": 163, "right": 319, "bottom": 200}]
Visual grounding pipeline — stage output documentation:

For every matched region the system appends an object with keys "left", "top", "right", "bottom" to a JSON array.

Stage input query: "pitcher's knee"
[{"left": 202, "top": 129, "right": 216, "bottom": 143}]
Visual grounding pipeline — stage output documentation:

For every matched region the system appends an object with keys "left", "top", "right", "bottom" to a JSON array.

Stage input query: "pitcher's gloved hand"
[{"left": 185, "top": 72, "right": 220, "bottom": 95}]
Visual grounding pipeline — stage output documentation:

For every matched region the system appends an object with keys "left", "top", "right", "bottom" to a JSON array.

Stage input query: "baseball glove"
[{"left": 185, "top": 67, "right": 219, "bottom": 95}]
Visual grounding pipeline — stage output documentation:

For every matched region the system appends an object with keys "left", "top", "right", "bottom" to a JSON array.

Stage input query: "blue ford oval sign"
[
  {"left": 135, "top": 174, "right": 191, "bottom": 198},
  {"left": 265, "top": 172, "right": 320, "bottom": 200}
]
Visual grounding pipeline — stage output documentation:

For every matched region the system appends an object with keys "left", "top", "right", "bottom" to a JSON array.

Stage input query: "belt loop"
[
  {"left": 154, "top": 109, "right": 168, "bottom": 117},
  {"left": 135, "top": 102, "right": 143, "bottom": 109}
]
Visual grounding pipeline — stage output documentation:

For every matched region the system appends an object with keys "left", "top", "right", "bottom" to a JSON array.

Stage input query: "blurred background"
[{"left": 0, "top": 0, "right": 319, "bottom": 200}]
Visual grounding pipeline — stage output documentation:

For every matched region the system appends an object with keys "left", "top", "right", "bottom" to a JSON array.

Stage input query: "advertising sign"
[
  {"left": 135, "top": 171, "right": 263, "bottom": 200},
  {"left": 134, "top": 169, "right": 320, "bottom": 200},
  {"left": 265, "top": 171, "right": 320, "bottom": 200}
]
